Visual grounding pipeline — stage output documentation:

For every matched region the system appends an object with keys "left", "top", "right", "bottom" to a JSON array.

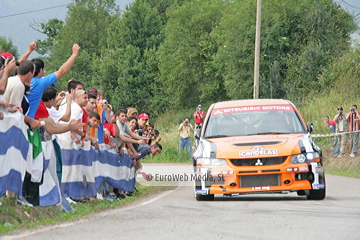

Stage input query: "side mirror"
[{"left": 306, "top": 122, "right": 314, "bottom": 133}]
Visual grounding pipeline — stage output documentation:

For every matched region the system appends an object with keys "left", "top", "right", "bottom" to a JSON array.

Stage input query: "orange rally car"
[{"left": 192, "top": 99, "right": 325, "bottom": 201}]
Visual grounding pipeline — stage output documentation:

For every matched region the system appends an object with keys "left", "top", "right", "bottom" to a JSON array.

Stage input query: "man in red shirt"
[{"left": 193, "top": 104, "right": 206, "bottom": 137}]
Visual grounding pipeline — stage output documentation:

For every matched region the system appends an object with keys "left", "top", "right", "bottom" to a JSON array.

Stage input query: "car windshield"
[{"left": 204, "top": 106, "right": 307, "bottom": 138}]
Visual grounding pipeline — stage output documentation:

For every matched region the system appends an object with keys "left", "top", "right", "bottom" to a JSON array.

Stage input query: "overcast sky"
[{"left": 0, "top": 0, "right": 359, "bottom": 57}]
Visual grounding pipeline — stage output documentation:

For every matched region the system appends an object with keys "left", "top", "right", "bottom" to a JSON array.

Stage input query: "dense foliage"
[
  {"left": 3, "top": 0, "right": 357, "bottom": 116},
  {"left": 0, "top": 37, "right": 19, "bottom": 58}
]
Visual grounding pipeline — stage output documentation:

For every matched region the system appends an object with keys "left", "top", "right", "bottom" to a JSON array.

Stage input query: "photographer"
[
  {"left": 333, "top": 106, "right": 349, "bottom": 158},
  {"left": 178, "top": 117, "right": 194, "bottom": 158},
  {"left": 346, "top": 105, "right": 360, "bottom": 157},
  {"left": 0, "top": 53, "right": 19, "bottom": 99},
  {"left": 193, "top": 104, "right": 206, "bottom": 129}
]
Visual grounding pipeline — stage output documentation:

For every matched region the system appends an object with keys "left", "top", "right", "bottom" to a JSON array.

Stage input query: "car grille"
[
  {"left": 240, "top": 174, "right": 280, "bottom": 188},
  {"left": 230, "top": 157, "right": 286, "bottom": 166}
]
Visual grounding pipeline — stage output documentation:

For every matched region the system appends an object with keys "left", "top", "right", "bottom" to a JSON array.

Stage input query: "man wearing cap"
[
  {"left": 0, "top": 53, "right": 19, "bottom": 100},
  {"left": 138, "top": 113, "right": 149, "bottom": 128},
  {"left": 333, "top": 107, "right": 349, "bottom": 158},
  {"left": 194, "top": 105, "right": 206, "bottom": 127},
  {"left": 127, "top": 107, "right": 138, "bottom": 118},
  {"left": 193, "top": 104, "right": 206, "bottom": 138},
  {"left": 24, "top": 43, "right": 81, "bottom": 119},
  {"left": 0, "top": 42, "right": 36, "bottom": 99}
]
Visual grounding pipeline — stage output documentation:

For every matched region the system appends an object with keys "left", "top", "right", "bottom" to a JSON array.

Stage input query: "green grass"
[
  {"left": 144, "top": 107, "right": 196, "bottom": 163},
  {"left": 0, "top": 185, "right": 173, "bottom": 235},
  {"left": 324, "top": 166, "right": 360, "bottom": 178}
]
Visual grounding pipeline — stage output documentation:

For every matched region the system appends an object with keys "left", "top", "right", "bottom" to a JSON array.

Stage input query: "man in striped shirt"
[{"left": 346, "top": 105, "right": 360, "bottom": 157}]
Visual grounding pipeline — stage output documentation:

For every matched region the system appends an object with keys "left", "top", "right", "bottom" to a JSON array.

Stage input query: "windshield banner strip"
[{"left": 211, "top": 105, "right": 294, "bottom": 116}]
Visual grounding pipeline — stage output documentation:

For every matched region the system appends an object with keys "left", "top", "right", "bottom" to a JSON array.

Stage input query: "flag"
[
  {"left": 39, "top": 140, "right": 61, "bottom": 206},
  {"left": 59, "top": 140, "right": 98, "bottom": 198},
  {"left": 27, "top": 129, "right": 43, "bottom": 182},
  {"left": 0, "top": 111, "right": 30, "bottom": 196},
  {"left": 94, "top": 144, "right": 136, "bottom": 192},
  {"left": 58, "top": 140, "right": 135, "bottom": 198}
]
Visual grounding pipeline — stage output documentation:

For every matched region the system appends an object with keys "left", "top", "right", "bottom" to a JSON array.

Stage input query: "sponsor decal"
[
  {"left": 312, "top": 184, "right": 325, "bottom": 189},
  {"left": 252, "top": 186, "right": 270, "bottom": 190},
  {"left": 196, "top": 189, "right": 208, "bottom": 195},
  {"left": 224, "top": 136, "right": 292, "bottom": 143},
  {"left": 239, "top": 146, "right": 278, "bottom": 158},
  {"left": 213, "top": 110, "right": 223, "bottom": 115},
  {"left": 211, "top": 105, "right": 293, "bottom": 116}
]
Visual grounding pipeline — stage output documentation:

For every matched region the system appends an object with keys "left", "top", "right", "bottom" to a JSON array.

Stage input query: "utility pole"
[{"left": 253, "top": 0, "right": 262, "bottom": 99}]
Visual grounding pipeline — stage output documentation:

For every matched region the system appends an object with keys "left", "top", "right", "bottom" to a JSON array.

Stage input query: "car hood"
[{"left": 200, "top": 134, "right": 313, "bottom": 159}]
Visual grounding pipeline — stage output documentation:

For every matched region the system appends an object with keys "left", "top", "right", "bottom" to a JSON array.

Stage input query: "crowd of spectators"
[{"left": 0, "top": 42, "right": 162, "bottom": 204}]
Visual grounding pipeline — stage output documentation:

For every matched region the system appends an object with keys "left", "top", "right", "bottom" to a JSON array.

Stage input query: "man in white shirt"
[
  {"left": 3, "top": 60, "right": 39, "bottom": 129},
  {"left": 57, "top": 90, "right": 88, "bottom": 142}
]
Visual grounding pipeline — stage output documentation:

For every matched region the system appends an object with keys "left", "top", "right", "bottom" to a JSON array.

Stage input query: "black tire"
[
  {"left": 305, "top": 187, "right": 326, "bottom": 200},
  {"left": 297, "top": 190, "right": 306, "bottom": 196},
  {"left": 306, "top": 170, "right": 326, "bottom": 200},
  {"left": 194, "top": 180, "right": 214, "bottom": 201},
  {"left": 196, "top": 193, "right": 214, "bottom": 201}
]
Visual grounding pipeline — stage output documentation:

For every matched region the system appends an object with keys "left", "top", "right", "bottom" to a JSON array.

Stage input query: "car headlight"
[
  {"left": 290, "top": 152, "right": 320, "bottom": 164},
  {"left": 197, "top": 158, "right": 228, "bottom": 167}
]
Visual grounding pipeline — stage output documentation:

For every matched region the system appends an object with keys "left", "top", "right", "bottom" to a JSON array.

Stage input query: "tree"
[
  {"left": 212, "top": 0, "right": 357, "bottom": 102},
  {"left": 157, "top": 0, "right": 226, "bottom": 109},
  {"left": 101, "top": 0, "right": 179, "bottom": 114},
  {"left": 30, "top": 18, "right": 64, "bottom": 56},
  {"left": 107, "top": 0, "right": 163, "bottom": 52},
  {"left": 0, "top": 37, "right": 19, "bottom": 58},
  {"left": 45, "top": 0, "right": 118, "bottom": 85}
]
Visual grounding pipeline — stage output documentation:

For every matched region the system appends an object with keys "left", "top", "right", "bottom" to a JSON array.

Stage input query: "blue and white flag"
[
  {"left": 58, "top": 140, "right": 135, "bottom": 198},
  {"left": 94, "top": 144, "right": 136, "bottom": 192},
  {"left": 39, "top": 140, "right": 61, "bottom": 206},
  {"left": 0, "top": 111, "right": 30, "bottom": 196}
]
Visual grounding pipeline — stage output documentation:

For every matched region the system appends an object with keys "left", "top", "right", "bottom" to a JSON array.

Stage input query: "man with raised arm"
[{"left": 24, "top": 43, "right": 81, "bottom": 118}]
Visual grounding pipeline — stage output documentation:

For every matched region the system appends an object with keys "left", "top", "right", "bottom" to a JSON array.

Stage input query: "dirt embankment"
[{"left": 322, "top": 144, "right": 360, "bottom": 174}]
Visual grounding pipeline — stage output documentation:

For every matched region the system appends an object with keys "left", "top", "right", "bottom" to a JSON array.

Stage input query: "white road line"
[{"left": 1, "top": 187, "right": 180, "bottom": 240}]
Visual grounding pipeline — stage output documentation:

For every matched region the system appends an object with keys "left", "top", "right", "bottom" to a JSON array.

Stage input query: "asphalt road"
[{"left": 3, "top": 173, "right": 360, "bottom": 240}]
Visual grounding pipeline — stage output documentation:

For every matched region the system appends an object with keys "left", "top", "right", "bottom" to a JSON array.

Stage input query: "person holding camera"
[
  {"left": 0, "top": 52, "right": 19, "bottom": 100},
  {"left": 178, "top": 117, "right": 194, "bottom": 157},
  {"left": 333, "top": 106, "right": 349, "bottom": 158},
  {"left": 193, "top": 104, "right": 206, "bottom": 128},
  {"left": 346, "top": 105, "right": 360, "bottom": 157}
]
